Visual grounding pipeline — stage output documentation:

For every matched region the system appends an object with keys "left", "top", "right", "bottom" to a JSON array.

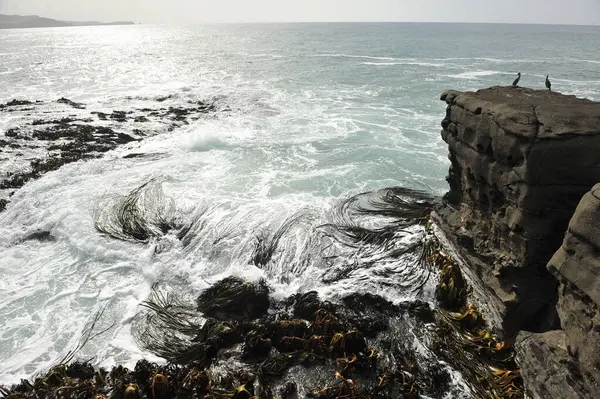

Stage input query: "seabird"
[
  {"left": 545, "top": 75, "right": 551, "bottom": 91},
  {"left": 512, "top": 72, "right": 521, "bottom": 87}
]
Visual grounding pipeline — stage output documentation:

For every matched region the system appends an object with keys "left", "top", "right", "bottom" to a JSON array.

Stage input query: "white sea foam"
[
  {"left": 448, "top": 70, "right": 506, "bottom": 79},
  {"left": 361, "top": 61, "right": 446, "bottom": 67}
]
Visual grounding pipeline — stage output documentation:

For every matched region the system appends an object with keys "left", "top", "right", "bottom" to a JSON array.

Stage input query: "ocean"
[{"left": 1, "top": 22, "right": 599, "bottom": 394}]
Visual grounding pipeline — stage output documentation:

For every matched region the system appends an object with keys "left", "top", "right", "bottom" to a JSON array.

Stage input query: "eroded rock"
[{"left": 435, "top": 86, "right": 600, "bottom": 333}]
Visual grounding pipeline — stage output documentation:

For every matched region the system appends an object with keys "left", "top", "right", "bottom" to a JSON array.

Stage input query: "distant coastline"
[{"left": 0, "top": 14, "right": 135, "bottom": 29}]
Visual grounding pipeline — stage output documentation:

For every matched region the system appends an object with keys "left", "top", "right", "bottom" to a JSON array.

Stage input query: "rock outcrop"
[
  {"left": 435, "top": 86, "right": 600, "bottom": 398},
  {"left": 516, "top": 185, "right": 600, "bottom": 398},
  {"left": 435, "top": 86, "right": 600, "bottom": 333}
]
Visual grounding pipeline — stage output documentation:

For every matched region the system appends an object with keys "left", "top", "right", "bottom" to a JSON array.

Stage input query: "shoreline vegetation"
[{"left": 0, "top": 14, "right": 135, "bottom": 30}]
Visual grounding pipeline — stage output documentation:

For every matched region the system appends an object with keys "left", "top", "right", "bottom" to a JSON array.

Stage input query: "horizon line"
[{"left": 2, "top": 14, "right": 599, "bottom": 27}]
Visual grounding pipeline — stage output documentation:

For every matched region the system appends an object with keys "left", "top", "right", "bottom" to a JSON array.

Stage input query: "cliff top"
[{"left": 441, "top": 86, "right": 600, "bottom": 139}]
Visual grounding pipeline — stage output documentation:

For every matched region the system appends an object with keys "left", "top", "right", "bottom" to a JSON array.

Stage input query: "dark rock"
[
  {"left": 242, "top": 330, "right": 272, "bottom": 359},
  {"left": 540, "top": 184, "right": 600, "bottom": 397},
  {"left": 0, "top": 99, "right": 33, "bottom": 109},
  {"left": 291, "top": 291, "right": 323, "bottom": 319},
  {"left": 134, "top": 116, "right": 149, "bottom": 123},
  {"left": 92, "top": 111, "right": 108, "bottom": 120},
  {"left": 155, "top": 95, "right": 173, "bottom": 102},
  {"left": 0, "top": 199, "right": 7, "bottom": 212},
  {"left": 110, "top": 110, "right": 129, "bottom": 122},
  {"left": 56, "top": 97, "right": 85, "bottom": 109},
  {"left": 5, "top": 127, "right": 21, "bottom": 138},
  {"left": 22, "top": 230, "right": 55, "bottom": 242},
  {"left": 549, "top": 184, "right": 600, "bottom": 306},
  {"left": 32, "top": 117, "right": 79, "bottom": 125},
  {"left": 435, "top": 86, "right": 600, "bottom": 334}
]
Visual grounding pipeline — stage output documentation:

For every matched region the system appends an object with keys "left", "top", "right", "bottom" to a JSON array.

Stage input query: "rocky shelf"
[
  {"left": 435, "top": 86, "right": 600, "bottom": 398},
  {"left": 0, "top": 97, "right": 220, "bottom": 212}
]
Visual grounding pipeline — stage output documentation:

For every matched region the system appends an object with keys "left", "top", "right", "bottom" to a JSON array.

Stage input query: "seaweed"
[
  {"left": 196, "top": 276, "right": 270, "bottom": 321},
  {"left": 93, "top": 178, "right": 179, "bottom": 243}
]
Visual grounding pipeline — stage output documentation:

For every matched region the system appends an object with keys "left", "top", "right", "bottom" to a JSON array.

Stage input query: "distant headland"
[{"left": 0, "top": 14, "right": 135, "bottom": 29}]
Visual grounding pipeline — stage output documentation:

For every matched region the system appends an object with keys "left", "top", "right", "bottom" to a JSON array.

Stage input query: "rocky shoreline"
[
  {"left": 2, "top": 86, "right": 599, "bottom": 398},
  {"left": 0, "top": 97, "right": 219, "bottom": 212},
  {"left": 436, "top": 86, "right": 600, "bottom": 398}
]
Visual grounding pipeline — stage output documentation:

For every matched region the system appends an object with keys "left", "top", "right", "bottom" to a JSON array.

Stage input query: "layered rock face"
[
  {"left": 517, "top": 186, "right": 600, "bottom": 398},
  {"left": 436, "top": 86, "right": 600, "bottom": 398},
  {"left": 437, "top": 86, "right": 600, "bottom": 332}
]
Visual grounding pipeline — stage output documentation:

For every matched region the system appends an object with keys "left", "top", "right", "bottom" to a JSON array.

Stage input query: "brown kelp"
[
  {"left": 196, "top": 276, "right": 270, "bottom": 321},
  {"left": 93, "top": 178, "right": 179, "bottom": 243},
  {"left": 430, "top": 242, "right": 524, "bottom": 398}
]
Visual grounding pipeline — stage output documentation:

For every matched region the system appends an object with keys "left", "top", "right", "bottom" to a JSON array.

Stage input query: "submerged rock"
[
  {"left": 0, "top": 96, "right": 219, "bottom": 211},
  {"left": 56, "top": 97, "right": 86, "bottom": 109},
  {"left": 0, "top": 99, "right": 33, "bottom": 109}
]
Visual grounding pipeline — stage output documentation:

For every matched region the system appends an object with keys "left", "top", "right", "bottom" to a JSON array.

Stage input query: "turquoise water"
[{"left": 0, "top": 23, "right": 599, "bottom": 386}]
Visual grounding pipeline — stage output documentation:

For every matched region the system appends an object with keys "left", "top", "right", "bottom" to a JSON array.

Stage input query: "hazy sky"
[{"left": 1, "top": 0, "right": 599, "bottom": 25}]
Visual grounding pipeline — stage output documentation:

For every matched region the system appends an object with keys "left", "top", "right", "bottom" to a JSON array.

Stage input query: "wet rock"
[
  {"left": 242, "top": 330, "right": 272, "bottom": 359},
  {"left": 272, "top": 319, "right": 308, "bottom": 352},
  {"left": 279, "top": 381, "right": 298, "bottom": 399},
  {"left": 0, "top": 99, "right": 33, "bottom": 109},
  {"left": 92, "top": 111, "right": 109, "bottom": 120},
  {"left": 5, "top": 127, "right": 22, "bottom": 138},
  {"left": 110, "top": 110, "right": 129, "bottom": 122},
  {"left": 197, "top": 277, "right": 270, "bottom": 321},
  {"left": 56, "top": 97, "right": 85, "bottom": 109},
  {"left": 290, "top": 291, "right": 325, "bottom": 319},
  {"left": 435, "top": 86, "right": 600, "bottom": 333},
  {"left": 0, "top": 97, "right": 218, "bottom": 214},
  {"left": 31, "top": 117, "right": 82, "bottom": 125},
  {"left": 156, "top": 95, "right": 173, "bottom": 102},
  {"left": 22, "top": 230, "right": 55, "bottom": 242}
]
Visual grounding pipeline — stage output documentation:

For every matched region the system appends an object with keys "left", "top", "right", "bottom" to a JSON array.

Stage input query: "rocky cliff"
[
  {"left": 436, "top": 86, "right": 600, "bottom": 333},
  {"left": 435, "top": 86, "right": 600, "bottom": 398},
  {"left": 517, "top": 184, "right": 600, "bottom": 398}
]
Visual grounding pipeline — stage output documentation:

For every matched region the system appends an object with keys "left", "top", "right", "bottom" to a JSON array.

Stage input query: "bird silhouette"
[
  {"left": 545, "top": 75, "right": 552, "bottom": 91},
  {"left": 512, "top": 72, "right": 521, "bottom": 86}
]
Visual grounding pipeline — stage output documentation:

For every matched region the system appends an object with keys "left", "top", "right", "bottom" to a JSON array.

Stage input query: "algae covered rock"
[{"left": 197, "top": 276, "right": 270, "bottom": 320}]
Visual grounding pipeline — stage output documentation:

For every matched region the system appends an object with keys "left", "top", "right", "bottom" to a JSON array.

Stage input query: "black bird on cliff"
[
  {"left": 545, "top": 75, "right": 552, "bottom": 91},
  {"left": 512, "top": 72, "right": 521, "bottom": 86}
]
